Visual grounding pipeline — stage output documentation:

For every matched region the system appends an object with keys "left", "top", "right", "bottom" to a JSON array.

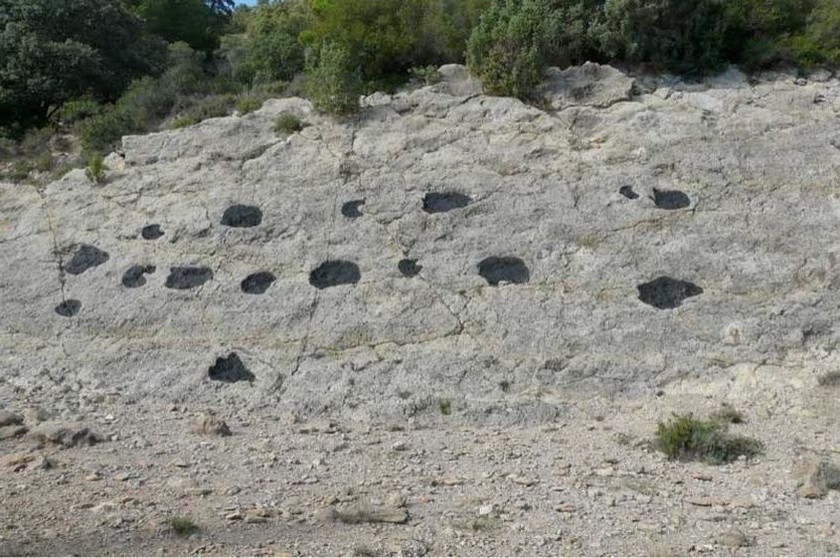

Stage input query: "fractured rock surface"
[{"left": 2, "top": 63, "right": 840, "bottom": 424}]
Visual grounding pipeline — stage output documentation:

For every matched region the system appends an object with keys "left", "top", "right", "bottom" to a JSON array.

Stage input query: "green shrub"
[
  {"left": 791, "top": 0, "right": 840, "bottom": 67},
  {"left": 166, "top": 516, "right": 199, "bottom": 538},
  {"left": 656, "top": 414, "right": 763, "bottom": 464},
  {"left": 169, "top": 94, "right": 237, "bottom": 128},
  {"left": 466, "top": 0, "right": 554, "bottom": 99},
  {"left": 303, "top": 0, "right": 427, "bottom": 80},
  {"left": 409, "top": 65, "right": 442, "bottom": 85},
  {"left": 234, "top": 95, "right": 264, "bottom": 114},
  {"left": 79, "top": 109, "right": 133, "bottom": 154},
  {"left": 274, "top": 113, "right": 305, "bottom": 135},
  {"left": 57, "top": 97, "right": 103, "bottom": 127},
  {"left": 80, "top": 77, "right": 176, "bottom": 154},
  {"left": 601, "top": 0, "right": 731, "bottom": 75},
  {"left": 305, "top": 41, "right": 363, "bottom": 117},
  {"left": 35, "top": 152, "right": 53, "bottom": 172},
  {"left": 438, "top": 398, "right": 452, "bottom": 415},
  {"left": 2, "top": 161, "right": 35, "bottom": 182},
  {"left": 84, "top": 152, "right": 107, "bottom": 184},
  {"left": 170, "top": 115, "right": 201, "bottom": 129}
]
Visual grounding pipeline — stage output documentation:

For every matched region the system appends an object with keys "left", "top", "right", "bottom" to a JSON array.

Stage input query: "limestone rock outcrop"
[{"left": 1, "top": 64, "right": 839, "bottom": 424}]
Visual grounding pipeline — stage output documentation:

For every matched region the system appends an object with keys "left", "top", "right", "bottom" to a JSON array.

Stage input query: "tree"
[
  {"left": 0, "top": 0, "right": 166, "bottom": 135},
  {"left": 601, "top": 0, "right": 731, "bottom": 75},
  {"left": 305, "top": 41, "right": 363, "bottom": 117},
  {"left": 303, "top": 0, "right": 430, "bottom": 80},
  {"left": 466, "top": 0, "right": 555, "bottom": 98},
  {"left": 134, "top": 0, "right": 220, "bottom": 52}
]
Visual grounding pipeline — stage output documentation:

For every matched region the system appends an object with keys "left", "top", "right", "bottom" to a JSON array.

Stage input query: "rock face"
[{"left": 1, "top": 64, "right": 840, "bottom": 424}]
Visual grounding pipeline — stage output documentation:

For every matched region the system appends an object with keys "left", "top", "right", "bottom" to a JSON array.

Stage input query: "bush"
[
  {"left": 600, "top": 0, "right": 731, "bottom": 75},
  {"left": 305, "top": 42, "right": 363, "bottom": 117},
  {"left": 409, "top": 65, "right": 442, "bottom": 85},
  {"left": 81, "top": 76, "right": 178, "bottom": 154},
  {"left": 466, "top": 0, "right": 555, "bottom": 99},
  {"left": 274, "top": 113, "right": 305, "bottom": 135},
  {"left": 84, "top": 152, "right": 107, "bottom": 184},
  {"left": 656, "top": 414, "right": 763, "bottom": 464},
  {"left": 57, "top": 97, "right": 103, "bottom": 128},
  {"left": 303, "top": 0, "right": 427, "bottom": 80},
  {"left": 236, "top": 0, "right": 310, "bottom": 84},
  {"left": 170, "top": 94, "right": 237, "bottom": 128},
  {"left": 791, "top": 0, "right": 840, "bottom": 67},
  {"left": 234, "top": 95, "right": 263, "bottom": 114},
  {"left": 166, "top": 516, "right": 199, "bottom": 538}
]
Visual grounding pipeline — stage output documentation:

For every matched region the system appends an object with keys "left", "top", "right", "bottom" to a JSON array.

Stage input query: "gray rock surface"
[{"left": 2, "top": 64, "right": 840, "bottom": 425}]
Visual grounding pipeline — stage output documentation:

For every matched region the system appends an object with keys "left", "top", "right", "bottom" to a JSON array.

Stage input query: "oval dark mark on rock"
[
  {"left": 122, "top": 265, "right": 156, "bottom": 288},
  {"left": 478, "top": 256, "right": 530, "bottom": 286},
  {"left": 398, "top": 258, "right": 422, "bottom": 278},
  {"left": 309, "top": 260, "right": 361, "bottom": 289},
  {"left": 65, "top": 245, "right": 109, "bottom": 275},
  {"left": 165, "top": 266, "right": 213, "bottom": 290},
  {"left": 221, "top": 204, "right": 263, "bottom": 228},
  {"left": 341, "top": 199, "right": 365, "bottom": 219},
  {"left": 619, "top": 186, "right": 639, "bottom": 200},
  {"left": 637, "top": 276, "right": 703, "bottom": 309},
  {"left": 241, "top": 271, "right": 276, "bottom": 294},
  {"left": 141, "top": 224, "right": 164, "bottom": 240},
  {"left": 208, "top": 352, "right": 255, "bottom": 383},
  {"left": 422, "top": 192, "right": 472, "bottom": 214},
  {"left": 55, "top": 299, "right": 81, "bottom": 317},
  {"left": 652, "top": 188, "right": 691, "bottom": 210}
]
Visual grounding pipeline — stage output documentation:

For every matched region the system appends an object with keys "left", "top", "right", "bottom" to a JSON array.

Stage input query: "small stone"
[
  {"left": 510, "top": 475, "right": 538, "bottom": 487},
  {"left": 386, "top": 493, "right": 407, "bottom": 509},
  {"left": 29, "top": 422, "right": 103, "bottom": 448},
  {"left": 225, "top": 512, "right": 244, "bottom": 521},
  {"left": 796, "top": 457, "right": 839, "bottom": 499},
  {"left": 391, "top": 441, "right": 409, "bottom": 451},
  {"left": 0, "top": 425, "right": 27, "bottom": 440},
  {"left": 441, "top": 474, "right": 461, "bottom": 486},
  {"left": 92, "top": 502, "right": 118, "bottom": 514},
  {"left": 400, "top": 539, "right": 428, "bottom": 557},
  {"left": 194, "top": 413, "right": 232, "bottom": 437},
  {"left": 478, "top": 504, "right": 495, "bottom": 516},
  {"left": 716, "top": 529, "right": 750, "bottom": 548},
  {"left": 0, "top": 410, "right": 23, "bottom": 427},
  {"left": 331, "top": 504, "right": 409, "bottom": 524},
  {"left": 86, "top": 473, "right": 101, "bottom": 481},
  {"left": 23, "top": 407, "right": 49, "bottom": 426}
]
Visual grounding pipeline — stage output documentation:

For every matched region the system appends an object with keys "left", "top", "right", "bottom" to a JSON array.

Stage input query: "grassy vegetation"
[
  {"left": 84, "top": 153, "right": 107, "bottom": 184},
  {"left": 274, "top": 113, "right": 305, "bottom": 135},
  {"left": 656, "top": 413, "right": 763, "bottom": 464},
  {"left": 438, "top": 398, "right": 452, "bottom": 416},
  {"left": 167, "top": 516, "right": 199, "bottom": 538}
]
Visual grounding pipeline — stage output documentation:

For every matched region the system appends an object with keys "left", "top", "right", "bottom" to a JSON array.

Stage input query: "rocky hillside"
[
  {"left": 2, "top": 63, "right": 840, "bottom": 556},
  {"left": 3, "top": 63, "right": 839, "bottom": 423}
]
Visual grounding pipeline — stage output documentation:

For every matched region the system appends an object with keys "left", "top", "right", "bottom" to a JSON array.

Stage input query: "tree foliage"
[
  {"left": 0, "top": 0, "right": 166, "bottom": 135},
  {"left": 466, "top": 0, "right": 556, "bottom": 98},
  {"left": 304, "top": 41, "right": 364, "bottom": 117}
]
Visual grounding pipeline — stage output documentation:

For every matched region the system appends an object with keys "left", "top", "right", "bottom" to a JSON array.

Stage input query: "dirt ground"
[{"left": 2, "top": 364, "right": 839, "bottom": 557}]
